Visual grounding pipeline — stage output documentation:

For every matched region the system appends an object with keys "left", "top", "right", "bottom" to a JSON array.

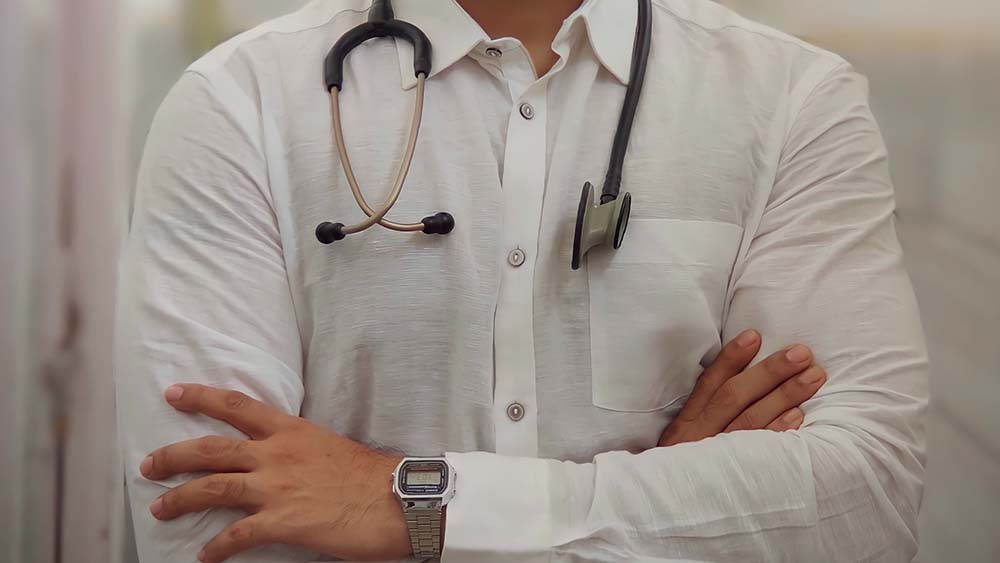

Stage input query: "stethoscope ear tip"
[
  {"left": 422, "top": 212, "right": 456, "bottom": 235},
  {"left": 316, "top": 222, "right": 347, "bottom": 244}
]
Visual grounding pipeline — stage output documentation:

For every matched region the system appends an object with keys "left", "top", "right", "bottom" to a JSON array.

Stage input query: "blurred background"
[{"left": 1, "top": 1, "right": 997, "bottom": 562}]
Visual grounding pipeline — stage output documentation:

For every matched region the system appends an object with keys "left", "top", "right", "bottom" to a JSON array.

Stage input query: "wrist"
[{"left": 370, "top": 454, "right": 411, "bottom": 559}]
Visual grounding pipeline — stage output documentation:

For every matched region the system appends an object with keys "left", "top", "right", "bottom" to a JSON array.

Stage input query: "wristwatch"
[{"left": 392, "top": 457, "right": 457, "bottom": 558}]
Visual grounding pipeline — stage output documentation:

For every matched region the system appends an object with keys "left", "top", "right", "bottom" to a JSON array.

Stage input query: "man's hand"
[
  {"left": 660, "top": 330, "right": 827, "bottom": 447},
  {"left": 140, "top": 384, "right": 411, "bottom": 563}
]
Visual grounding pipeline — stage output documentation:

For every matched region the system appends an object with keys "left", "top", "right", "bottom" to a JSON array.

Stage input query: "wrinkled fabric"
[{"left": 115, "top": 1, "right": 928, "bottom": 562}]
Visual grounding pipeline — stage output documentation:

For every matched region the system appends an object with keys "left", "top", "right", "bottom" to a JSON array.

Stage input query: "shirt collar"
[
  {"left": 391, "top": 0, "right": 638, "bottom": 89},
  {"left": 575, "top": 0, "right": 638, "bottom": 85}
]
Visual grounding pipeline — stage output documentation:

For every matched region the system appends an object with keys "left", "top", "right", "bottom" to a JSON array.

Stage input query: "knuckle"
[
  {"left": 732, "top": 411, "right": 757, "bottom": 430},
  {"left": 771, "top": 383, "right": 803, "bottom": 410},
  {"left": 778, "top": 374, "right": 802, "bottom": 393},
  {"left": 222, "top": 478, "right": 247, "bottom": 501},
  {"left": 203, "top": 476, "right": 228, "bottom": 495},
  {"left": 232, "top": 440, "right": 251, "bottom": 457},
  {"left": 228, "top": 521, "right": 254, "bottom": 543},
  {"left": 267, "top": 441, "right": 302, "bottom": 465},
  {"left": 224, "top": 391, "right": 251, "bottom": 411},
  {"left": 205, "top": 476, "right": 246, "bottom": 501},
  {"left": 709, "top": 382, "right": 741, "bottom": 410},
  {"left": 196, "top": 436, "right": 227, "bottom": 457}
]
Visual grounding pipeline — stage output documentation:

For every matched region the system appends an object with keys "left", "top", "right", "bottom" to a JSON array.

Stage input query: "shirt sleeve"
[
  {"left": 114, "top": 71, "right": 317, "bottom": 563},
  {"left": 443, "top": 64, "right": 929, "bottom": 562}
]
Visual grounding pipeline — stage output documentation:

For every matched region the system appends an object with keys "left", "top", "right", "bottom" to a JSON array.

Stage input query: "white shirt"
[{"left": 114, "top": 0, "right": 929, "bottom": 561}]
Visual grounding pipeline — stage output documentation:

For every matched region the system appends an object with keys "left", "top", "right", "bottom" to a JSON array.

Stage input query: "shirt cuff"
[{"left": 442, "top": 452, "right": 552, "bottom": 563}]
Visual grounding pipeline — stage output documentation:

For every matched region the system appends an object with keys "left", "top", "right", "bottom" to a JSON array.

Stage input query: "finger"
[
  {"left": 199, "top": 514, "right": 274, "bottom": 563},
  {"left": 142, "top": 436, "right": 257, "bottom": 481},
  {"left": 724, "top": 365, "right": 827, "bottom": 432},
  {"left": 766, "top": 408, "right": 805, "bottom": 432},
  {"left": 675, "top": 330, "right": 761, "bottom": 422},
  {"left": 698, "top": 344, "right": 815, "bottom": 435},
  {"left": 165, "top": 384, "right": 293, "bottom": 439},
  {"left": 150, "top": 473, "right": 259, "bottom": 521}
]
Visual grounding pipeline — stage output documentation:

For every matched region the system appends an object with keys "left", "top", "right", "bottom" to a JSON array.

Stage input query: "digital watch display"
[{"left": 398, "top": 460, "right": 449, "bottom": 496}]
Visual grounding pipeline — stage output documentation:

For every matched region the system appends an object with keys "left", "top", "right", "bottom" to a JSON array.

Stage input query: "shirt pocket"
[{"left": 588, "top": 218, "right": 745, "bottom": 412}]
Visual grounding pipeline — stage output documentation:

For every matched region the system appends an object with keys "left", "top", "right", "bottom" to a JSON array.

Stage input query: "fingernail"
[
  {"left": 149, "top": 497, "right": 163, "bottom": 518},
  {"left": 783, "top": 409, "right": 803, "bottom": 424},
  {"left": 786, "top": 345, "right": 811, "bottom": 363},
  {"left": 140, "top": 456, "right": 153, "bottom": 477},
  {"left": 164, "top": 385, "right": 185, "bottom": 402},
  {"left": 736, "top": 330, "right": 759, "bottom": 348},
  {"left": 197, "top": 549, "right": 206, "bottom": 562},
  {"left": 799, "top": 367, "right": 826, "bottom": 385}
]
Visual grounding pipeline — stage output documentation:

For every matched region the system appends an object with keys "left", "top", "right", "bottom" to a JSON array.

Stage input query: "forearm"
[{"left": 444, "top": 421, "right": 922, "bottom": 562}]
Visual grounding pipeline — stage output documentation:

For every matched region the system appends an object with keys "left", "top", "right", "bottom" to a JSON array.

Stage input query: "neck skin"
[{"left": 456, "top": 0, "right": 584, "bottom": 76}]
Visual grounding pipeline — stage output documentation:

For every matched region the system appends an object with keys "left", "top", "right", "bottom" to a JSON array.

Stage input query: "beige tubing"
[{"left": 329, "top": 74, "right": 427, "bottom": 234}]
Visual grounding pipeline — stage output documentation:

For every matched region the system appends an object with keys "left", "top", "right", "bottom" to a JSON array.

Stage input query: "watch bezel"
[{"left": 392, "top": 457, "right": 457, "bottom": 505}]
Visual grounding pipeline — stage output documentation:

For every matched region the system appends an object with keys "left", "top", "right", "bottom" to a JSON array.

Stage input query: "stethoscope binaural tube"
[
  {"left": 316, "top": 0, "right": 455, "bottom": 244},
  {"left": 571, "top": 0, "right": 651, "bottom": 270}
]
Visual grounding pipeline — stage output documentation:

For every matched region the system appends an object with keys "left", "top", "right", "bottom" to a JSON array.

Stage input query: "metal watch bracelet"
[{"left": 405, "top": 506, "right": 442, "bottom": 558}]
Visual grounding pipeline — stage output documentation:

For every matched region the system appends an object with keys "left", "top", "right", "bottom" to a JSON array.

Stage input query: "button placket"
[{"left": 492, "top": 82, "right": 547, "bottom": 457}]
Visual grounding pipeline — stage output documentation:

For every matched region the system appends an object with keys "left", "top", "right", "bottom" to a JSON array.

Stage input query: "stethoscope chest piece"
[{"left": 572, "top": 183, "right": 632, "bottom": 270}]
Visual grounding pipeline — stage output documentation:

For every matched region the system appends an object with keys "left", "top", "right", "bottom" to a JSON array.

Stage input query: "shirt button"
[
  {"left": 506, "top": 402, "right": 526, "bottom": 422},
  {"left": 507, "top": 248, "right": 526, "bottom": 267},
  {"left": 519, "top": 103, "right": 535, "bottom": 120},
  {"left": 485, "top": 47, "right": 503, "bottom": 58}
]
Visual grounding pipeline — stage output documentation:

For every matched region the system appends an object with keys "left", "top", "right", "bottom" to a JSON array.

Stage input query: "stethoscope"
[{"left": 316, "top": 0, "right": 652, "bottom": 270}]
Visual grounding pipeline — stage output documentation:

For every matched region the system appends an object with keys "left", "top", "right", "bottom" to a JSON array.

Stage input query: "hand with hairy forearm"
[{"left": 141, "top": 385, "right": 411, "bottom": 563}]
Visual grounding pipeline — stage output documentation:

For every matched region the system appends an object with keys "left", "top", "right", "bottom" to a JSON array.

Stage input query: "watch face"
[{"left": 398, "top": 460, "right": 449, "bottom": 496}]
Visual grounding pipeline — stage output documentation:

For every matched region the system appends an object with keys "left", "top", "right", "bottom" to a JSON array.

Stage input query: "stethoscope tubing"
[
  {"left": 330, "top": 75, "right": 428, "bottom": 234},
  {"left": 318, "top": 0, "right": 650, "bottom": 249}
]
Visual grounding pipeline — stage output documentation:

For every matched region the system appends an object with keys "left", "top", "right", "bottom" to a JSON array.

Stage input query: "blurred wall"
[
  {"left": 1, "top": 2, "right": 34, "bottom": 560},
  {"left": 2, "top": 1, "right": 61, "bottom": 562},
  {"left": 4, "top": 0, "right": 129, "bottom": 562}
]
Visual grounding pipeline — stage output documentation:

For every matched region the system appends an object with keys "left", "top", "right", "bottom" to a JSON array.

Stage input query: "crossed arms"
[{"left": 115, "top": 65, "right": 928, "bottom": 562}]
